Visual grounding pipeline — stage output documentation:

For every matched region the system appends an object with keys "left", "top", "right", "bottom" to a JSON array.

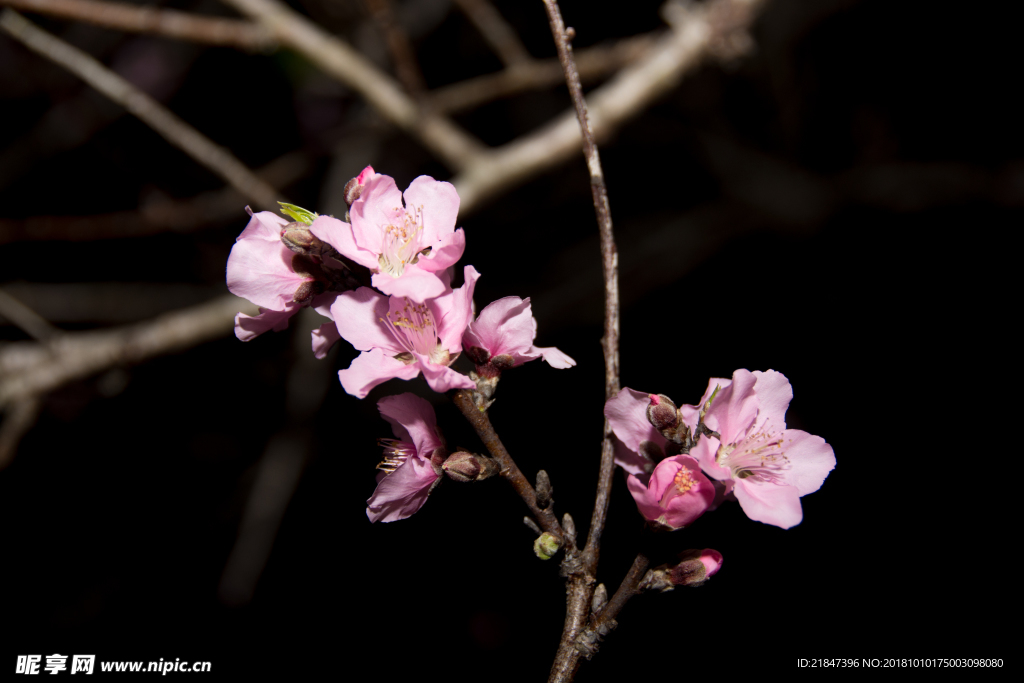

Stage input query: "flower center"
[
  {"left": 716, "top": 424, "right": 789, "bottom": 484},
  {"left": 377, "top": 438, "right": 414, "bottom": 473},
  {"left": 377, "top": 207, "right": 424, "bottom": 277},
  {"left": 660, "top": 463, "right": 699, "bottom": 507},
  {"left": 381, "top": 299, "right": 450, "bottom": 365}
]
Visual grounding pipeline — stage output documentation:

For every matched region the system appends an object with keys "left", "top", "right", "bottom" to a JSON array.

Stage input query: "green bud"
[{"left": 533, "top": 532, "right": 561, "bottom": 560}]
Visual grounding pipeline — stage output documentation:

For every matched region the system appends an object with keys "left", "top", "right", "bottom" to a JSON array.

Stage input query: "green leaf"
[{"left": 278, "top": 202, "right": 318, "bottom": 225}]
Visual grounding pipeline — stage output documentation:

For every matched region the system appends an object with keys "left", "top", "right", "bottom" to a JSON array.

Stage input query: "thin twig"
[
  {"left": 430, "top": 33, "right": 656, "bottom": 114},
  {"left": 0, "top": 0, "right": 276, "bottom": 50},
  {"left": 221, "top": 0, "right": 485, "bottom": 171},
  {"left": 0, "top": 9, "right": 283, "bottom": 210},
  {"left": 586, "top": 552, "right": 649, "bottom": 639},
  {"left": 452, "top": 0, "right": 531, "bottom": 67},
  {"left": 542, "top": 0, "right": 620, "bottom": 575},
  {"left": 452, "top": 390, "right": 563, "bottom": 540},
  {"left": 363, "top": 0, "right": 427, "bottom": 99},
  {"left": 453, "top": 0, "right": 766, "bottom": 215},
  {"left": 0, "top": 290, "right": 61, "bottom": 341},
  {"left": 0, "top": 294, "right": 246, "bottom": 409},
  {"left": 0, "top": 150, "right": 313, "bottom": 244}
]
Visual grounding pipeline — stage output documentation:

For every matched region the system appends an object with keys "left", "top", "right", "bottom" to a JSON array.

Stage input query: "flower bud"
[
  {"left": 641, "top": 549, "right": 723, "bottom": 591},
  {"left": 647, "top": 394, "right": 678, "bottom": 431},
  {"left": 465, "top": 345, "right": 490, "bottom": 365},
  {"left": 442, "top": 451, "right": 499, "bottom": 483},
  {"left": 534, "top": 532, "right": 561, "bottom": 560},
  {"left": 291, "top": 278, "right": 326, "bottom": 305},
  {"left": 491, "top": 354, "right": 515, "bottom": 370},
  {"left": 344, "top": 165, "right": 376, "bottom": 206},
  {"left": 280, "top": 222, "right": 320, "bottom": 254}
]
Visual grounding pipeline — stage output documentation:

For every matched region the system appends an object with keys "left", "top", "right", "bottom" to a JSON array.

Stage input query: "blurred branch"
[
  {"left": 0, "top": 396, "right": 42, "bottom": 470},
  {"left": 221, "top": 0, "right": 485, "bottom": 171},
  {"left": 363, "top": 0, "right": 426, "bottom": 99},
  {"left": 454, "top": 0, "right": 767, "bottom": 214},
  {"left": 219, "top": 308, "right": 329, "bottom": 607},
  {"left": 0, "top": 283, "right": 227, "bottom": 324},
  {"left": 0, "top": 9, "right": 283, "bottom": 210},
  {"left": 0, "top": 294, "right": 246, "bottom": 409},
  {"left": 430, "top": 33, "right": 656, "bottom": 114},
  {"left": 0, "top": 0, "right": 276, "bottom": 50},
  {"left": 0, "top": 150, "right": 313, "bottom": 244},
  {"left": 452, "top": 0, "right": 531, "bottom": 67},
  {"left": 0, "top": 289, "right": 61, "bottom": 341}
]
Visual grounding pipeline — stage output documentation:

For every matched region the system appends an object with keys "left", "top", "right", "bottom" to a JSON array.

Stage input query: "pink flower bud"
[{"left": 442, "top": 451, "right": 499, "bottom": 483}]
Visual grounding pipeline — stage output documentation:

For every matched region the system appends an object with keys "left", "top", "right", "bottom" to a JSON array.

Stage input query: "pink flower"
[
  {"left": 367, "top": 393, "right": 445, "bottom": 523},
  {"left": 331, "top": 265, "right": 480, "bottom": 398},
  {"left": 226, "top": 207, "right": 353, "bottom": 348},
  {"left": 310, "top": 171, "right": 465, "bottom": 301},
  {"left": 625, "top": 454, "right": 716, "bottom": 530},
  {"left": 692, "top": 369, "right": 835, "bottom": 529},
  {"left": 462, "top": 297, "right": 575, "bottom": 370},
  {"left": 604, "top": 387, "right": 703, "bottom": 477}
]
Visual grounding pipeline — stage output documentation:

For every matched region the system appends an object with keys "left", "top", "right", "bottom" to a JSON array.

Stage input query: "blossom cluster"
[
  {"left": 605, "top": 369, "right": 835, "bottom": 530},
  {"left": 227, "top": 168, "right": 574, "bottom": 521}
]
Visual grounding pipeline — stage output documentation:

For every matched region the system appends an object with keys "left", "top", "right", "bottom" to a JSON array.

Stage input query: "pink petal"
[
  {"left": 402, "top": 175, "right": 460, "bottom": 243},
  {"left": 465, "top": 297, "right": 535, "bottom": 358},
  {"left": 703, "top": 369, "right": 759, "bottom": 444},
  {"left": 234, "top": 305, "right": 298, "bottom": 341},
  {"left": 330, "top": 288, "right": 398, "bottom": 353},
  {"left": 338, "top": 348, "right": 421, "bottom": 399},
  {"left": 311, "top": 322, "right": 341, "bottom": 359},
  {"left": 733, "top": 479, "right": 804, "bottom": 529},
  {"left": 350, "top": 174, "right": 405, "bottom": 253},
  {"left": 613, "top": 435, "right": 654, "bottom": 478},
  {"left": 691, "top": 435, "right": 733, "bottom": 483},
  {"left": 226, "top": 232, "right": 304, "bottom": 310},
  {"left": 366, "top": 456, "right": 440, "bottom": 523},
  {"left": 751, "top": 369, "right": 793, "bottom": 432},
  {"left": 661, "top": 457, "right": 715, "bottom": 528},
  {"left": 309, "top": 215, "right": 378, "bottom": 270},
  {"left": 377, "top": 393, "right": 443, "bottom": 456},
  {"left": 604, "top": 388, "right": 666, "bottom": 455},
  {"left": 238, "top": 209, "right": 287, "bottom": 242},
  {"left": 371, "top": 268, "right": 447, "bottom": 301},
  {"left": 356, "top": 165, "right": 375, "bottom": 184},
  {"left": 779, "top": 429, "right": 835, "bottom": 496},
  {"left": 416, "top": 355, "right": 476, "bottom": 393},
  {"left": 626, "top": 474, "right": 664, "bottom": 523},
  {"left": 435, "top": 265, "right": 480, "bottom": 352},
  {"left": 533, "top": 345, "right": 575, "bottom": 369},
  {"left": 415, "top": 228, "right": 466, "bottom": 273}
]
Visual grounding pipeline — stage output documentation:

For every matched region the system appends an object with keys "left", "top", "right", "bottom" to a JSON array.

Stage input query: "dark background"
[{"left": 0, "top": 0, "right": 1015, "bottom": 678}]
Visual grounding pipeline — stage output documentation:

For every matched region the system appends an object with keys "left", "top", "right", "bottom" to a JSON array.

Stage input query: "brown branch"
[
  {"left": 0, "top": 294, "right": 246, "bottom": 409},
  {"left": 452, "top": 389, "right": 563, "bottom": 540},
  {"left": 0, "top": 150, "right": 313, "bottom": 245},
  {"left": 586, "top": 552, "right": 649, "bottom": 639},
  {"left": 363, "top": 0, "right": 426, "bottom": 99},
  {"left": 453, "top": 0, "right": 767, "bottom": 215},
  {"left": 430, "top": 33, "right": 657, "bottom": 114},
  {"left": 452, "top": 0, "right": 531, "bottom": 67},
  {"left": 0, "top": 9, "right": 283, "bottom": 210},
  {"left": 221, "top": 0, "right": 485, "bottom": 171},
  {"left": 0, "top": 0, "right": 276, "bottom": 50},
  {"left": 542, "top": 0, "right": 620, "bottom": 575}
]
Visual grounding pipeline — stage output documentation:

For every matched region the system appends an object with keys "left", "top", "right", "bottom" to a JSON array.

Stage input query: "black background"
[{"left": 0, "top": 0, "right": 1015, "bottom": 679}]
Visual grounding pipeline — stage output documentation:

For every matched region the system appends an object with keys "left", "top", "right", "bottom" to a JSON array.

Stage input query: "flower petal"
[
  {"left": 366, "top": 456, "right": 440, "bottom": 523},
  {"left": 416, "top": 228, "right": 466, "bottom": 273},
  {"left": 309, "top": 215, "right": 378, "bottom": 269},
  {"left": 604, "top": 387, "right": 666, "bottom": 455},
  {"left": 416, "top": 355, "right": 476, "bottom": 393},
  {"left": 464, "top": 296, "right": 535, "bottom": 358},
  {"left": 751, "top": 369, "right": 793, "bottom": 432},
  {"left": 311, "top": 322, "right": 341, "bottom": 359},
  {"left": 533, "top": 345, "right": 576, "bottom": 369},
  {"left": 330, "top": 287, "right": 397, "bottom": 353},
  {"left": 702, "top": 369, "right": 759, "bottom": 444},
  {"left": 338, "top": 348, "right": 421, "bottom": 399},
  {"left": 402, "top": 175, "right": 460, "bottom": 243},
  {"left": 435, "top": 265, "right": 480, "bottom": 352},
  {"left": 234, "top": 305, "right": 298, "bottom": 341},
  {"left": 371, "top": 267, "right": 447, "bottom": 300},
  {"left": 377, "top": 393, "right": 443, "bottom": 456},
  {"left": 780, "top": 429, "right": 835, "bottom": 496},
  {"left": 350, "top": 173, "right": 405, "bottom": 253},
  {"left": 734, "top": 479, "right": 804, "bottom": 529},
  {"left": 226, "top": 231, "right": 303, "bottom": 310}
]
